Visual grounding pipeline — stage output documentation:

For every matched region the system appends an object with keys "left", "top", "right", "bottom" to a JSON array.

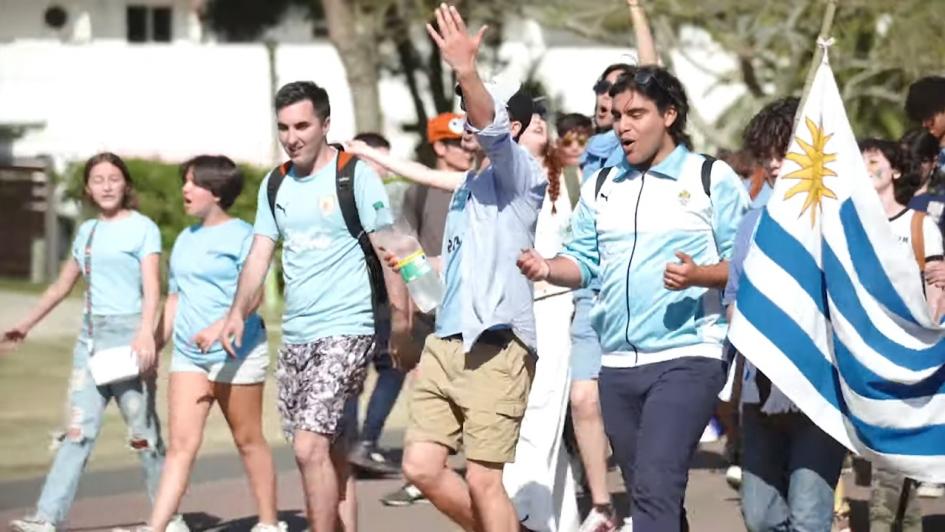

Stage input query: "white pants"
[{"left": 504, "top": 292, "right": 580, "bottom": 532}]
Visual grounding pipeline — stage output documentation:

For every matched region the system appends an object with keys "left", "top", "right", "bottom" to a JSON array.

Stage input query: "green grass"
[{"left": 0, "top": 306, "right": 410, "bottom": 481}]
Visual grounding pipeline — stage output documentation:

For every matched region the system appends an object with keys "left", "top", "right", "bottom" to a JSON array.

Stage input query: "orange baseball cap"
[{"left": 427, "top": 112, "right": 465, "bottom": 144}]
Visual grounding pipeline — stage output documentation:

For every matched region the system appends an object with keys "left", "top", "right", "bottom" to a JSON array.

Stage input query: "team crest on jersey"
[
  {"left": 319, "top": 196, "right": 336, "bottom": 216},
  {"left": 678, "top": 189, "right": 691, "bottom": 206}
]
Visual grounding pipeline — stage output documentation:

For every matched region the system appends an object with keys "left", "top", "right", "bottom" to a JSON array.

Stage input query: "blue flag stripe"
[
  {"left": 738, "top": 275, "right": 945, "bottom": 456},
  {"left": 839, "top": 200, "right": 920, "bottom": 326},
  {"left": 754, "top": 210, "right": 826, "bottom": 315}
]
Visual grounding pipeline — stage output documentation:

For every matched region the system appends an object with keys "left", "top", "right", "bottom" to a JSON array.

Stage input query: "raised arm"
[
  {"left": 628, "top": 0, "right": 658, "bottom": 66},
  {"left": 346, "top": 140, "right": 464, "bottom": 192},
  {"left": 427, "top": 5, "right": 492, "bottom": 129},
  {"left": 1, "top": 259, "right": 81, "bottom": 352}
]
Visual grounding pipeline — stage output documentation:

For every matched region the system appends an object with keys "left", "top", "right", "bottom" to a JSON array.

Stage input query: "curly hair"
[{"left": 742, "top": 97, "right": 800, "bottom": 161}]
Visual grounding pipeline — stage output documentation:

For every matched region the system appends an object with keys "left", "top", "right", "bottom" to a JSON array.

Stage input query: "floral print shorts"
[{"left": 276, "top": 334, "right": 376, "bottom": 442}]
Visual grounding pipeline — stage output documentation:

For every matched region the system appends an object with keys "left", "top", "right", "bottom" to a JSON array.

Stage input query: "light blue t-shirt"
[
  {"left": 435, "top": 182, "right": 471, "bottom": 337},
  {"left": 169, "top": 219, "right": 265, "bottom": 363},
  {"left": 254, "top": 153, "right": 392, "bottom": 344},
  {"left": 71, "top": 211, "right": 161, "bottom": 316}
]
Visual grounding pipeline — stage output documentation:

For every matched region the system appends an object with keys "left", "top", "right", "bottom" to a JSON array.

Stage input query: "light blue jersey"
[
  {"left": 562, "top": 145, "right": 749, "bottom": 365},
  {"left": 169, "top": 219, "right": 265, "bottom": 363},
  {"left": 434, "top": 181, "right": 470, "bottom": 338},
  {"left": 254, "top": 153, "right": 392, "bottom": 345},
  {"left": 581, "top": 130, "right": 621, "bottom": 180},
  {"left": 72, "top": 211, "right": 161, "bottom": 316}
]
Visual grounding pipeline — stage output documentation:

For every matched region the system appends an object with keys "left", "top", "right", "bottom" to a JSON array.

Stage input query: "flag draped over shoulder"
[{"left": 728, "top": 56, "right": 945, "bottom": 482}]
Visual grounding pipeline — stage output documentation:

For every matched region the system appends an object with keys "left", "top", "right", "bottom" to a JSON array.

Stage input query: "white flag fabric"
[{"left": 728, "top": 57, "right": 945, "bottom": 482}]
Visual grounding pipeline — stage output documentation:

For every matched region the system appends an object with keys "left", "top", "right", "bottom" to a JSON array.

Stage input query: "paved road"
[{"left": 3, "top": 440, "right": 945, "bottom": 531}]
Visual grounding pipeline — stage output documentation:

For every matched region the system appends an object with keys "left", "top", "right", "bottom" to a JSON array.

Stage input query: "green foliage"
[
  {"left": 534, "top": 0, "right": 945, "bottom": 149},
  {"left": 65, "top": 158, "right": 268, "bottom": 256}
]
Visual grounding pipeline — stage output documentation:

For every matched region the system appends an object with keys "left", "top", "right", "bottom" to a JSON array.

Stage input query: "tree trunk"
[{"left": 321, "top": 0, "right": 383, "bottom": 133}]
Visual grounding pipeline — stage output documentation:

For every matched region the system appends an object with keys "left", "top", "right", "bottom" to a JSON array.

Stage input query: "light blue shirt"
[
  {"left": 169, "top": 219, "right": 265, "bottom": 364},
  {"left": 254, "top": 153, "right": 392, "bottom": 344},
  {"left": 435, "top": 182, "right": 470, "bottom": 338},
  {"left": 72, "top": 211, "right": 161, "bottom": 316},
  {"left": 562, "top": 145, "right": 749, "bottom": 359},
  {"left": 435, "top": 89, "right": 547, "bottom": 352},
  {"left": 581, "top": 130, "right": 621, "bottom": 180}
]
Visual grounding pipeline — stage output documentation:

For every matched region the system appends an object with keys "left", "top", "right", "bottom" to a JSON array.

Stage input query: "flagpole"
[{"left": 795, "top": 0, "right": 839, "bottom": 128}]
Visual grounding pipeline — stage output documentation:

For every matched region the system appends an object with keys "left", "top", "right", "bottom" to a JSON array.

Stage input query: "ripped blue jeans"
[{"left": 33, "top": 314, "right": 165, "bottom": 525}]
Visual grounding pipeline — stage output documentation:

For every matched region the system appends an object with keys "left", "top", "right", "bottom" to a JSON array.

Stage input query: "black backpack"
[{"left": 265, "top": 147, "right": 389, "bottom": 327}]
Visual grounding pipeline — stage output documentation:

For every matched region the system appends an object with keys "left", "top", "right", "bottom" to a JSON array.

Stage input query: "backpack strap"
[
  {"left": 912, "top": 210, "right": 927, "bottom": 272},
  {"left": 594, "top": 166, "right": 614, "bottom": 200},
  {"left": 335, "top": 148, "right": 390, "bottom": 325},
  {"left": 701, "top": 154, "right": 716, "bottom": 198},
  {"left": 266, "top": 161, "right": 293, "bottom": 226}
]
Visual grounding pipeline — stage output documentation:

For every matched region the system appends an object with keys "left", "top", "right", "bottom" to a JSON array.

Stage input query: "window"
[{"left": 126, "top": 5, "right": 172, "bottom": 43}]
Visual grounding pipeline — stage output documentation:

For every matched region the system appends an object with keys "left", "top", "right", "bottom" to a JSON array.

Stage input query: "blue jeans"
[
  {"left": 740, "top": 405, "right": 846, "bottom": 532},
  {"left": 34, "top": 314, "right": 165, "bottom": 525}
]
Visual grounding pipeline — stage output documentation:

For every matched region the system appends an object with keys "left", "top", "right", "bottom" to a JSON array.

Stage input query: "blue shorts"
[{"left": 570, "top": 289, "right": 602, "bottom": 381}]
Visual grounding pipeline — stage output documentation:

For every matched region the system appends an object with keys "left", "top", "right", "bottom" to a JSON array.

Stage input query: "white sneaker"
[
  {"left": 726, "top": 465, "right": 743, "bottom": 489},
  {"left": 618, "top": 517, "right": 633, "bottom": 532},
  {"left": 165, "top": 515, "right": 190, "bottom": 532},
  {"left": 9, "top": 517, "right": 56, "bottom": 532},
  {"left": 578, "top": 507, "right": 617, "bottom": 532},
  {"left": 917, "top": 482, "right": 945, "bottom": 498},
  {"left": 250, "top": 521, "right": 288, "bottom": 532}
]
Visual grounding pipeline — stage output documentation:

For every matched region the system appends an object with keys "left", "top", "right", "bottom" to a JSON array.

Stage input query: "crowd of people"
[{"left": 3, "top": 1, "right": 945, "bottom": 532}]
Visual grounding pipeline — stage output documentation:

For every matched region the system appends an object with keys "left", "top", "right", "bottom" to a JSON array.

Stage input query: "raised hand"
[{"left": 425, "top": 3, "right": 487, "bottom": 76}]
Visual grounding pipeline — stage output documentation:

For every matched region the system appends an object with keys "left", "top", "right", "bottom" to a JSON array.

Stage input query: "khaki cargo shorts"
[{"left": 405, "top": 330, "right": 536, "bottom": 464}]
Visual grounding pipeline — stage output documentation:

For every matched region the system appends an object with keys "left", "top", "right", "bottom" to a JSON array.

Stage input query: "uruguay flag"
[{"left": 728, "top": 56, "right": 945, "bottom": 482}]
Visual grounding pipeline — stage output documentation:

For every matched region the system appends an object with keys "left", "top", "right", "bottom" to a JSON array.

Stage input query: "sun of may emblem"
[{"left": 783, "top": 117, "right": 838, "bottom": 226}]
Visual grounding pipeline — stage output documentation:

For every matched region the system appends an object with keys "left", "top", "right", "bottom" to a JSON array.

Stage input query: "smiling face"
[
  {"left": 85, "top": 162, "right": 128, "bottom": 214},
  {"left": 277, "top": 99, "right": 329, "bottom": 171},
  {"left": 181, "top": 168, "right": 221, "bottom": 219},
  {"left": 612, "top": 89, "right": 678, "bottom": 167},
  {"left": 863, "top": 148, "right": 899, "bottom": 194}
]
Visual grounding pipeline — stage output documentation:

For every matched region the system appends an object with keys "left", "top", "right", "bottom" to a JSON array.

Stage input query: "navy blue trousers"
[{"left": 599, "top": 357, "right": 726, "bottom": 532}]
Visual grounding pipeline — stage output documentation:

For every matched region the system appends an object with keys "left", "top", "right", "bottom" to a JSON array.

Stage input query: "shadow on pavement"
[{"left": 190, "top": 510, "right": 306, "bottom": 531}]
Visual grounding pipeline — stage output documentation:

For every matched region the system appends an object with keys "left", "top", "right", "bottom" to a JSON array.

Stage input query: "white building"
[{"left": 0, "top": 0, "right": 743, "bottom": 166}]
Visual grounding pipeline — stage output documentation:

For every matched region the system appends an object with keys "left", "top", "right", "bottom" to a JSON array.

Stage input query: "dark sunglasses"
[{"left": 596, "top": 69, "right": 679, "bottom": 107}]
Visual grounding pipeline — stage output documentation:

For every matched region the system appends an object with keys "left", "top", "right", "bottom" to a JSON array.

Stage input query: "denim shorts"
[
  {"left": 170, "top": 341, "right": 269, "bottom": 384},
  {"left": 570, "top": 289, "right": 603, "bottom": 381}
]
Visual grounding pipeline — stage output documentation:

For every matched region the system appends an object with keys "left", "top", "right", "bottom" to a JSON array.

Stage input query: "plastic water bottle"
[{"left": 373, "top": 210, "right": 443, "bottom": 314}]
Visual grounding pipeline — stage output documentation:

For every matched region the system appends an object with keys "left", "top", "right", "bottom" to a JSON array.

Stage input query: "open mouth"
[{"left": 621, "top": 138, "right": 636, "bottom": 149}]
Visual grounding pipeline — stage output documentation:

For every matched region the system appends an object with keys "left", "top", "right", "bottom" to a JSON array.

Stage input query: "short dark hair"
[
  {"left": 905, "top": 76, "right": 945, "bottom": 124},
  {"left": 859, "top": 138, "right": 919, "bottom": 205},
  {"left": 180, "top": 155, "right": 244, "bottom": 210},
  {"left": 608, "top": 65, "right": 691, "bottom": 147},
  {"left": 743, "top": 97, "right": 800, "bottom": 161},
  {"left": 598, "top": 63, "right": 635, "bottom": 83},
  {"left": 274, "top": 81, "right": 330, "bottom": 121},
  {"left": 83, "top": 152, "right": 137, "bottom": 209},
  {"left": 354, "top": 132, "right": 390, "bottom": 150},
  {"left": 555, "top": 113, "right": 593, "bottom": 138}
]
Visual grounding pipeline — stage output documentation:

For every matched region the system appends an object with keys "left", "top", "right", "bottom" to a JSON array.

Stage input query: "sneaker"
[
  {"left": 9, "top": 517, "right": 56, "bottom": 532},
  {"left": 917, "top": 482, "right": 945, "bottom": 498},
  {"left": 250, "top": 521, "right": 288, "bottom": 532},
  {"left": 380, "top": 483, "right": 428, "bottom": 507},
  {"left": 165, "top": 515, "right": 189, "bottom": 532},
  {"left": 618, "top": 517, "right": 633, "bottom": 532},
  {"left": 578, "top": 506, "right": 617, "bottom": 532},
  {"left": 725, "top": 465, "right": 743, "bottom": 490},
  {"left": 349, "top": 441, "right": 400, "bottom": 476}
]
